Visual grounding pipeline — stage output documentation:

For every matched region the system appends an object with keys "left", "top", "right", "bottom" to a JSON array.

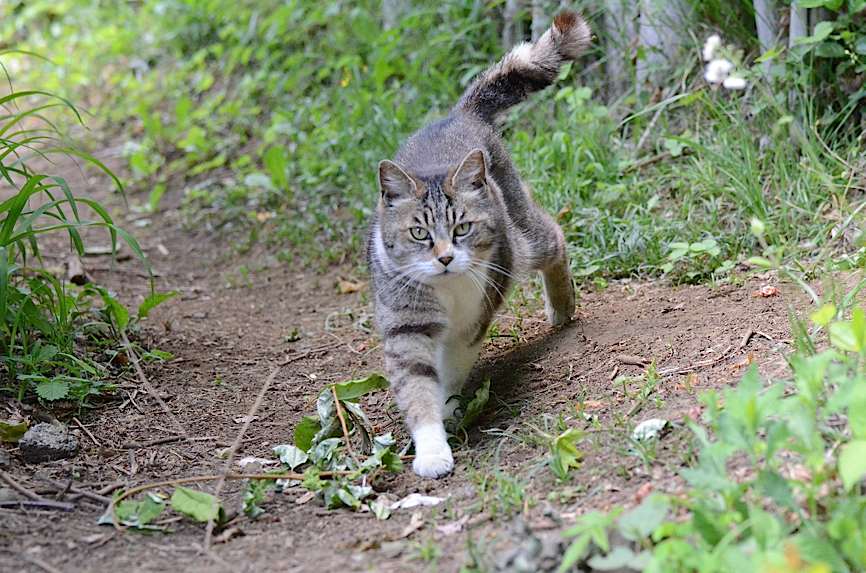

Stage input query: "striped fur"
[{"left": 367, "top": 11, "right": 589, "bottom": 478}]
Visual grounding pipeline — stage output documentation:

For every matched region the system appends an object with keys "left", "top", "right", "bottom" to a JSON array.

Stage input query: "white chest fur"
[{"left": 434, "top": 273, "right": 486, "bottom": 339}]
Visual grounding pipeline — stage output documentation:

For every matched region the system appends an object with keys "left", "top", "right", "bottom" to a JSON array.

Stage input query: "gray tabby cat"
[{"left": 367, "top": 11, "right": 590, "bottom": 478}]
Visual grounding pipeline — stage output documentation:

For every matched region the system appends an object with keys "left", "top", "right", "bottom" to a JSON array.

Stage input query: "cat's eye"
[
  {"left": 409, "top": 227, "right": 430, "bottom": 241},
  {"left": 454, "top": 222, "right": 473, "bottom": 237}
]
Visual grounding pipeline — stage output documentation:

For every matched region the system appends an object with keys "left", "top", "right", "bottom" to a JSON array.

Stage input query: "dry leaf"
[
  {"left": 577, "top": 400, "right": 606, "bottom": 412},
  {"left": 337, "top": 279, "right": 366, "bottom": 294},
  {"left": 390, "top": 493, "right": 445, "bottom": 510},
  {"left": 436, "top": 515, "right": 470, "bottom": 536},
  {"left": 634, "top": 482, "right": 654, "bottom": 503},
  {"left": 752, "top": 285, "right": 780, "bottom": 298},
  {"left": 398, "top": 511, "right": 425, "bottom": 539}
]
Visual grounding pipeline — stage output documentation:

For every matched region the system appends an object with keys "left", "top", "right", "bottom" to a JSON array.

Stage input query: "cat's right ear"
[{"left": 378, "top": 160, "right": 417, "bottom": 206}]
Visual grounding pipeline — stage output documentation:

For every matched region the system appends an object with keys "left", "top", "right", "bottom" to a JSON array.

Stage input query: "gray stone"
[
  {"left": 0, "top": 448, "right": 10, "bottom": 468},
  {"left": 18, "top": 423, "right": 78, "bottom": 463}
]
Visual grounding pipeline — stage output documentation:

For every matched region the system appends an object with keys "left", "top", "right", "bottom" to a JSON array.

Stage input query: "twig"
[
  {"left": 0, "top": 470, "right": 43, "bottom": 501},
  {"left": 615, "top": 354, "right": 650, "bottom": 367},
  {"left": 122, "top": 435, "right": 221, "bottom": 449},
  {"left": 0, "top": 500, "right": 75, "bottom": 512},
  {"left": 278, "top": 341, "right": 341, "bottom": 366},
  {"left": 203, "top": 366, "right": 280, "bottom": 552},
  {"left": 121, "top": 331, "right": 189, "bottom": 441},
  {"left": 72, "top": 417, "right": 101, "bottom": 447},
  {"left": 332, "top": 386, "right": 358, "bottom": 463},
  {"left": 43, "top": 479, "right": 111, "bottom": 505},
  {"left": 96, "top": 480, "right": 125, "bottom": 496},
  {"left": 657, "top": 345, "right": 734, "bottom": 377}
]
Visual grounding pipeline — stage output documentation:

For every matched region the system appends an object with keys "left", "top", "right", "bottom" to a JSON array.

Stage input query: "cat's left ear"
[{"left": 451, "top": 148, "right": 487, "bottom": 193}]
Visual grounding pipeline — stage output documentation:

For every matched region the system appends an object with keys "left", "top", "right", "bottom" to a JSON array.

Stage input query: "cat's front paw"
[
  {"left": 545, "top": 297, "right": 574, "bottom": 326},
  {"left": 411, "top": 423, "right": 454, "bottom": 478},
  {"left": 413, "top": 448, "right": 454, "bottom": 478}
]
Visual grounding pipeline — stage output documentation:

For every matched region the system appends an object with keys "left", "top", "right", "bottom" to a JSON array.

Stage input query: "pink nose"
[{"left": 438, "top": 255, "right": 454, "bottom": 267}]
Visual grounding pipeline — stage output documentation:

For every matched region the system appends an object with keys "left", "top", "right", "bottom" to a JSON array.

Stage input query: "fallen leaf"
[
  {"left": 436, "top": 514, "right": 470, "bottom": 536},
  {"left": 632, "top": 418, "right": 669, "bottom": 442},
  {"left": 752, "top": 285, "right": 780, "bottom": 298},
  {"left": 577, "top": 400, "right": 606, "bottom": 412},
  {"left": 233, "top": 415, "right": 259, "bottom": 424},
  {"left": 236, "top": 456, "right": 278, "bottom": 468},
  {"left": 634, "top": 482, "right": 654, "bottom": 503},
  {"left": 398, "top": 511, "right": 425, "bottom": 539},
  {"left": 390, "top": 493, "right": 445, "bottom": 510},
  {"left": 337, "top": 279, "right": 366, "bottom": 294},
  {"left": 213, "top": 526, "right": 245, "bottom": 544},
  {"left": 295, "top": 491, "right": 316, "bottom": 505}
]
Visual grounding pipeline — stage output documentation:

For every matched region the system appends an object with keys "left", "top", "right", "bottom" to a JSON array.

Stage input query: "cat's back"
[{"left": 395, "top": 112, "right": 495, "bottom": 174}]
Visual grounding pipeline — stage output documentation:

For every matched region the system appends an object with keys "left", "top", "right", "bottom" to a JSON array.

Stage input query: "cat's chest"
[{"left": 434, "top": 274, "right": 487, "bottom": 338}]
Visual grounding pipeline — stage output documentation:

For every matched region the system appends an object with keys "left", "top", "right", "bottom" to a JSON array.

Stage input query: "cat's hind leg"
[{"left": 529, "top": 209, "right": 575, "bottom": 326}]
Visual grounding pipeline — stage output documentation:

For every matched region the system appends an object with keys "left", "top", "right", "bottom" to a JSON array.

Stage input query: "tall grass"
[{"left": 0, "top": 53, "right": 146, "bottom": 402}]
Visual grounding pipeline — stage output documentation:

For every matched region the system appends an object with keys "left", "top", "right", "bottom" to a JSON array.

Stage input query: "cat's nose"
[{"left": 438, "top": 255, "right": 454, "bottom": 267}]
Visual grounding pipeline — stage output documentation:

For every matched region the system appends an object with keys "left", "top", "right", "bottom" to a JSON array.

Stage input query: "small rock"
[
  {"left": 0, "top": 487, "right": 23, "bottom": 502},
  {"left": 0, "top": 448, "right": 10, "bottom": 468},
  {"left": 19, "top": 423, "right": 78, "bottom": 463}
]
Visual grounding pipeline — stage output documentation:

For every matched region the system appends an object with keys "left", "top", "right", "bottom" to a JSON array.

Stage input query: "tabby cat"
[{"left": 367, "top": 11, "right": 590, "bottom": 478}]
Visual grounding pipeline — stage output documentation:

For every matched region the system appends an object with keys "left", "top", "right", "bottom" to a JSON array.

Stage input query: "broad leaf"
[
  {"left": 294, "top": 416, "right": 320, "bottom": 451},
  {"left": 170, "top": 486, "right": 223, "bottom": 523},
  {"left": 35, "top": 377, "right": 69, "bottom": 401},
  {"left": 137, "top": 290, "right": 178, "bottom": 319},
  {"left": 332, "top": 373, "right": 388, "bottom": 401},
  {"left": 839, "top": 440, "right": 866, "bottom": 491},
  {"left": 273, "top": 444, "right": 308, "bottom": 470}
]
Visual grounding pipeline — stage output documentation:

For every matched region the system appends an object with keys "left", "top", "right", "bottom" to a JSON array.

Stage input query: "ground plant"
[{"left": 1, "top": 1, "right": 866, "bottom": 572}]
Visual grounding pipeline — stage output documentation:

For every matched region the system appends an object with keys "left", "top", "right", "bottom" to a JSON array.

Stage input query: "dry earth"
[{"left": 1, "top": 151, "right": 812, "bottom": 572}]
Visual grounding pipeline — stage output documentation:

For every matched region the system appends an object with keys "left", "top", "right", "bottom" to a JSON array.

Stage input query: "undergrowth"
[{"left": 2, "top": 1, "right": 863, "bottom": 281}]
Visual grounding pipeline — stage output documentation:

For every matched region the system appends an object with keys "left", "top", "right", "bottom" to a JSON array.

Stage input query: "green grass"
[{"left": 0, "top": 52, "right": 155, "bottom": 404}]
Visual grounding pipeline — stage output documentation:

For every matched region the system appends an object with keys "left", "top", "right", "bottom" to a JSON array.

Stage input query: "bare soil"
[{"left": 2, "top": 151, "right": 809, "bottom": 572}]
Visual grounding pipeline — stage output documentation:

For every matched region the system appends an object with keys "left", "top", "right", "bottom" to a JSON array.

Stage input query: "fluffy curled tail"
[{"left": 456, "top": 11, "right": 591, "bottom": 124}]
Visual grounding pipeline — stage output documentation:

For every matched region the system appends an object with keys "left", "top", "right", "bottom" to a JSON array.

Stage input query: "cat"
[{"left": 367, "top": 11, "right": 590, "bottom": 478}]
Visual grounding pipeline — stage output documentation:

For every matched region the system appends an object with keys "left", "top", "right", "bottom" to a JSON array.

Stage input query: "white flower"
[
  {"left": 702, "top": 34, "right": 722, "bottom": 62},
  {"left": 704, "top": 58, "right": 733, "bottom": 84},
  {"left": 722, "top": 76, "right": 747, "bottom": 90}
]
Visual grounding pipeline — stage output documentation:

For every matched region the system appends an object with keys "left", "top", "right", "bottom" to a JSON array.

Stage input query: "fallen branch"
[
  {"left": 203, "top": 366, "right": 280, "bottom": 552},
  {"left": 615, "top": 354, "right": 650, "bottom": 367},
  {"left": 278, "top": 341, "right": 342, "bottom": 366},
  {"left": 0, "top": 499, "right": 75, "bottom": 512},
  {"left": 0, "top": 470, "right": 44, "bottom": 501},
  {"left": 332, "top": 385, "right": 358, "bottom": 464},
  {"left": 120, "top": 330, "right": 190, "bottom": 441},
  {"left": 72, "top": 417, "right": 101, "bottom": 447},
  {"left": 42, "top": 479, "right": 111, "bottom": 505}
]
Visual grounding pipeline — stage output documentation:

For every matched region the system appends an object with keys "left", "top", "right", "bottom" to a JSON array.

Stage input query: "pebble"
[{"left": 18, "top": 423, "right": 78, "bottom": 463}]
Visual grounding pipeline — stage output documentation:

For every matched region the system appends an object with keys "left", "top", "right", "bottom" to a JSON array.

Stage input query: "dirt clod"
[{"left": 18, "top": 423, "right": 78, "bottom": 463}]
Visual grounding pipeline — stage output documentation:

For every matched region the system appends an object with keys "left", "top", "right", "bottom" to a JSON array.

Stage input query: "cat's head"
[{"left": 375, "top": 149, "right": 502, "bottom": 284}]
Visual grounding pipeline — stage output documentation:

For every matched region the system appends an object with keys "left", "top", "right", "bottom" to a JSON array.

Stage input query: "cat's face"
[{"left": 376, "top": 149, "right": 501, "bottom": 285}]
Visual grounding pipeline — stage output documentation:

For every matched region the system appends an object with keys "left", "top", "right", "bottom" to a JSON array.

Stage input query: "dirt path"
[{"left": 3, "top": 152, "right": 805, "bottom": 572}]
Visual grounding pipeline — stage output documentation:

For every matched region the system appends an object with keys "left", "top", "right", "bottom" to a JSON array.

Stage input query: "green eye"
[
  {"left": 454, "top": 222, "right": 472, "bottom": 237},
  {"left": 409, "top": 227, "right": 429, "bottom": 241}
]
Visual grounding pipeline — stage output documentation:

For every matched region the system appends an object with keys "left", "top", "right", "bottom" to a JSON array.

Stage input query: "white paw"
[
  {"left": 412, "top": 449, "right": 454, "bottom": 478},
  {"left": 411, "top": 423, "right": 454, "bottom": 479}
]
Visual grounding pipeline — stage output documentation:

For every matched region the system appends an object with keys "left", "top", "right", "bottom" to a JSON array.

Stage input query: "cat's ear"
[
  {"left": 378, "top": 160, "right": 417, "bottom": 205},
  {"left": 451, "top": 149, "right": 487, "bottom": 193}
]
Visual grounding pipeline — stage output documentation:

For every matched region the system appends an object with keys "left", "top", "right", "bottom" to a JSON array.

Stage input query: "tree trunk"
[
  {"left": 531, "top": 0, "right": 548, "bottom": 42},
  {"left": 503, "top": 0, "right": 523, "bottom": 48},
  {"left": 637, "top": 0, "right": 690, "bottom": 91},
  {"left": 753, "top": 0, "right": 778, "bottom": 75},
  {"left": 789, "top": 4, "right": 808, "bottom": 48},
  {"left": 604, "top": 0, "right": 637, "bottom": 102}
]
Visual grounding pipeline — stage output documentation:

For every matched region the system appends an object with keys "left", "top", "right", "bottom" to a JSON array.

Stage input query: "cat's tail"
[{"left": 456, "top": 11, "right": 591, "bottom": 125}]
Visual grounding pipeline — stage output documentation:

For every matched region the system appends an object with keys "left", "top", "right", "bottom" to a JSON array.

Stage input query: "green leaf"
[
  {"left": 810, "top": 303, "right": 836, "bottom": 327},
  {"left": 170, "top": 486, "right": 223, "bottom": 523},
  {"left": 294, "top": 416, "right": 321, "bottom": 451},
  {"left": 459, "top": 378, "right": 490, "bottom": 430},
  {"left": 0, "top": 420, "right": 28, "bottom": 442},
  {"left": 587, "top": 546, "right": 639, "bottom": 570},
  {"left": 550, "top": 428, "right": 584, "bottom": 480},
  {"left": 332, "top": 373, "right": 389, "bottom": 401},
  {"left": 36, "top": 378, "right": 69, "bottom": 401},
  {"left": 757, "top": 470, "right": 795, "bottom": 509},
  {"left": 137, "top": 291, "right": 178, "bottom": 319},
  {"left": 829, "top": 321, "right": 861, "bottom": 352},
  {"left": 838, "top": 440, "right": 866, "bottom": 491},
  {"left": 273, "top": 444, "right": 308, "bottom": 470},
  {"left": 616, "top": 494, "right": 670, "bottom": 541},
  {"left": 851, "top": 0, "right": 866, "bottom": 13},
  {"left": 263, "top": 146, "right": 289, "bottom": 190},
  {"left": 99, "top": 289, "right": 129, "bottom": 332},
  {"left": 115, "top": 493, "right": 165, "bottom": 527},
  {"left": 747, "top": 256, "right": 773, "bottom": 268},
  {"left": 794, "top": 21, "right": 834, "bottom": 46}
]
